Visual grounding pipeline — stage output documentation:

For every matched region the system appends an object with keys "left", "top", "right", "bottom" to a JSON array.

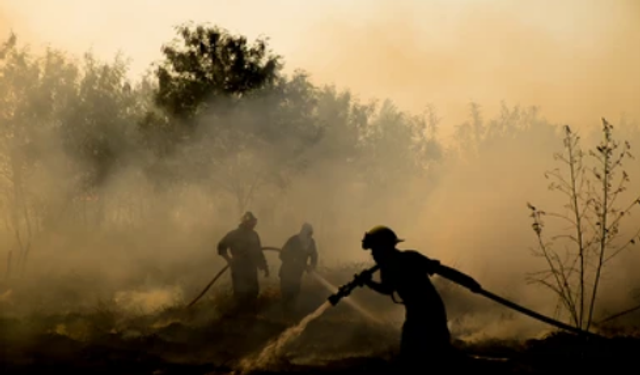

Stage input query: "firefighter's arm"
[
  {"left": 360, "top": 268, "right": 393, "bottom": 295},
  {"left": 256, "top": 234, "right": 269, "bottom": 276},
  {"left": 434, "top": 264, "right": 482, "bottom": 293},
  {"left": 308, "top": 240, "right": 318, "bottom": 270},
  {"left": 217, "top": 233, "right": 232, "bottom": 263},
  {"left": 280, "top": 237, "right": 294, "bottom": 261}
]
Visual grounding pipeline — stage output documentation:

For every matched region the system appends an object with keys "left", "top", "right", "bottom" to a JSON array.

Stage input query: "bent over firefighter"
[
  {"left": 358, "top": 225, "right": 481, "bottom": 374},
  {"left": 279, "top": 222, "right": 318, "bottom": 314}
]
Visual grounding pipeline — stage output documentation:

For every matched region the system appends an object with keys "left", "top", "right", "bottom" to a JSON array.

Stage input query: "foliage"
[
  {"left": 0, "top": 34, "right": 147, "bottom": 276},
  {"left": 154, "top": 23, "right": 281, "bottom": 121},
  {"left": 527, "top": 119, "right": 640, "bottom": 330},
  {"left": 135, "top": 23, "right": 448, "bottom": 214},
  {"left": 2, "top": 22, "right": 637, "bottom": 319},
  {"left": 453, "top": 102, "right": 555, "bottom": 161},
  {"left": 0, "top": 26, "right": 451, "bottom": 278}
]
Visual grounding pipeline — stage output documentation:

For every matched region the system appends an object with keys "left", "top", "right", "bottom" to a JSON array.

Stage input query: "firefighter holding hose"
[
  {"left": 217, "top": 211, "right": 269, "bottom": 313},
  {"left": 357, "top": 226, "right": 481, "bottom": 373},
  {"left": 278, "top": 222, "right": 318, "bottom": 316},
  {"left": 327, "top": 226, "right": 601, "bottom": 373}
]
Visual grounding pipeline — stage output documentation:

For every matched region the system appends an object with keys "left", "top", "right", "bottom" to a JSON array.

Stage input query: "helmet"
[
  {"left": 241, "top": 211, "right": 257, "bottom": 224},
  {"left": 362, "top": 226, "right": 404, "bottom": 250},
  {"left": 300, "top": 222, "right": 313, "bottom": 236}
]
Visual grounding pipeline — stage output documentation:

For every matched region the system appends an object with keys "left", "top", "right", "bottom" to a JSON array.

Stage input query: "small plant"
[{"left": 527, "top": 118, "right": 640, "bottom": 331}]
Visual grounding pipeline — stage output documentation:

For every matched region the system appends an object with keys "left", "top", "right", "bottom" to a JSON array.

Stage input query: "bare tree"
[{"left": 527, "top": 119, "right": 640, "bottom": 330}]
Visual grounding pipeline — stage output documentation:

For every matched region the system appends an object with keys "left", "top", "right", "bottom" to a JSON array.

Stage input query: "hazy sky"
[{"left": 2, "top": 0, "right": 639, "bottom": 133}]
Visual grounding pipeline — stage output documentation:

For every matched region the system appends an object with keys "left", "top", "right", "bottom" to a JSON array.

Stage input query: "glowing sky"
[{"left": 2, "top": 0, "right": 639, "bottom": 132}]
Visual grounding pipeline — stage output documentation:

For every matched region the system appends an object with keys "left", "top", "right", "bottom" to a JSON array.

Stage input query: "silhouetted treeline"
[{"left": 1, "top": 24, "right": 639, "bottom": 275}]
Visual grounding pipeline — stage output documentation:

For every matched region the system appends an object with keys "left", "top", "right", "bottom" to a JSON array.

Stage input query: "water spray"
[
  {"left": 309, "top": 270, "right": 383, "bottom": 324},
  {"left": 237, "top": 301, "right": 333, "bottom": 373}
]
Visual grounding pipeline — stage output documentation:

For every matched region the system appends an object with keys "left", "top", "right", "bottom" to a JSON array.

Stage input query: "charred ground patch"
[{"left": 1, "top": 275, "right": 639, "bottom": 375}]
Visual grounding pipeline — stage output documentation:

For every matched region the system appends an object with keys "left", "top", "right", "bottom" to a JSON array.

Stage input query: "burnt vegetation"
[{"left": 1, "top": 24, "right": 640, "bottom": 374}]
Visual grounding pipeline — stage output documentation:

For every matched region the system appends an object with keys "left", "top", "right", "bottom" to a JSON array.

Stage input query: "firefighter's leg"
[
  {"left": 230, "top": 265, "right": 242, "bottom": 301},
  {"left": 289, "top": 279, "right": 301, "bottom": 309},
  {"left": 280, "top": 276, "right": 294, "bottom": 314},
  {"left": 399, "top": 320, "right": 452, "bottom": 374},
  {"left": 232, "top": 263, "right": 258, "bottom": 312},
  {"left": 244, "top": 266, "right": 260, "bottom": 313}
]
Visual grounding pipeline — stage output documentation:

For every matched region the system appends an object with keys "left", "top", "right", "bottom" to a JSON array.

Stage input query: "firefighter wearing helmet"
[
  {"left": 217, "top": 211, "right": 269, "bottom": 312},
  {"left": 359, "top": 225, "right": 479, "bottom": 373},
  {"left": 278, "top": 222, "right": 319, "bottom": 316},
  {"left": 361, "top": 225, "right": 405, "bottom": 250}
]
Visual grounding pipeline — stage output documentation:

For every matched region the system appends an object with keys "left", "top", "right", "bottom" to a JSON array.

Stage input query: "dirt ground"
[{"left": 1, "top": 266, "right": 640, "bottom": 375}]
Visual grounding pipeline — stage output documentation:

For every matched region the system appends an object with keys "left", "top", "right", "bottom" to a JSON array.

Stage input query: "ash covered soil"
[{"left": 1, "top": 267, "right": 639, "bottom": 375}]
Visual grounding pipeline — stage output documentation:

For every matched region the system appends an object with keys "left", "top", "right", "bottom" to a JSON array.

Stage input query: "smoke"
[
  {"left": 295, "top": 0, "right": 640, "bottom": 134},
  {"left": 114, "top": 286, "right": 184, "bottom": 315},
  {"left": 0, "top": 0, "right": 639, "bottom": 342},
  {"left": 4, "top": 0, "right": 639, "bottom": 134}
]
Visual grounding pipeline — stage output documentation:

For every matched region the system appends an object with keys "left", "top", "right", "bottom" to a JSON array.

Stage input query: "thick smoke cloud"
[
  {"left": 295, "top": 0, "right": 640, "bottom": 134},
  {"left": 0, "top": 0, "right": 639, "bottom": 337}
]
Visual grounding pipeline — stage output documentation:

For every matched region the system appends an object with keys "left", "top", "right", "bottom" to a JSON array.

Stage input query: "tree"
[
  {"left": 452, "top": 102, "right": 552, "bottom": 162},
  {"left": 138, "top": 23, "right": 285, "bottom": 193},
  {"left": 0, "top": 34, "right": 150, "bottom": 260},
  {"left": 166, "top": 69, "right": 322, "bottom": 214},
  {"left": 308, "top": 86, "right": 369, "bottom": 166},
  {"left": 153, "top": 23, "right": 281, "bottom": 123},
  {"left": 0, "top": 35, "right": 83, "bottom": 275},
  {"left": 144, "top": 24, "right": 328, "bottom": 214},
  {"left": 527, "top": 119, "right": 640, "bottom": 330},
  {"left": 453, "top": 102, "right": 484, "bottom": 159},
  {"left": 0, "top": 35, "right": 46, "bottom": 275},
  {"left": 61, "top": 53, "right": 141, "bottom": 201},
  {"left": 356, "top": 100, "right": 427, "bottom": 189}
]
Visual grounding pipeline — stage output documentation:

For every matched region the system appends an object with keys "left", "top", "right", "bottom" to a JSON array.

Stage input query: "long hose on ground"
[{"left": 186, "top": 246, "right": 282, "bottom": 308}]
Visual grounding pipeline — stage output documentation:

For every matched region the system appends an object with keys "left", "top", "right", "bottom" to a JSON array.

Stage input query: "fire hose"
[
  {"left": 189, "top": 248, "right": 604, "bottom": 338},
  {"left": 187, "top": 246, "right": 282, "bottom": 308},
  {"left": 328, "top": 265, "right": 604, "bottom": 339}
]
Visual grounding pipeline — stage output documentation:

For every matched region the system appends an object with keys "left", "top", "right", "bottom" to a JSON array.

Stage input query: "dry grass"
[{"left": 1, "top": 262, "right": 639, "bottom": 374}]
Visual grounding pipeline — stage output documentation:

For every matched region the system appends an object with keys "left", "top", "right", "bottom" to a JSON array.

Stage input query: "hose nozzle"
[
  {"left": 327, "top": 265, "right": 380, "bottom": 306},
  {"left": 328, "top": 284, "right": 352, "bottom": 306}
]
